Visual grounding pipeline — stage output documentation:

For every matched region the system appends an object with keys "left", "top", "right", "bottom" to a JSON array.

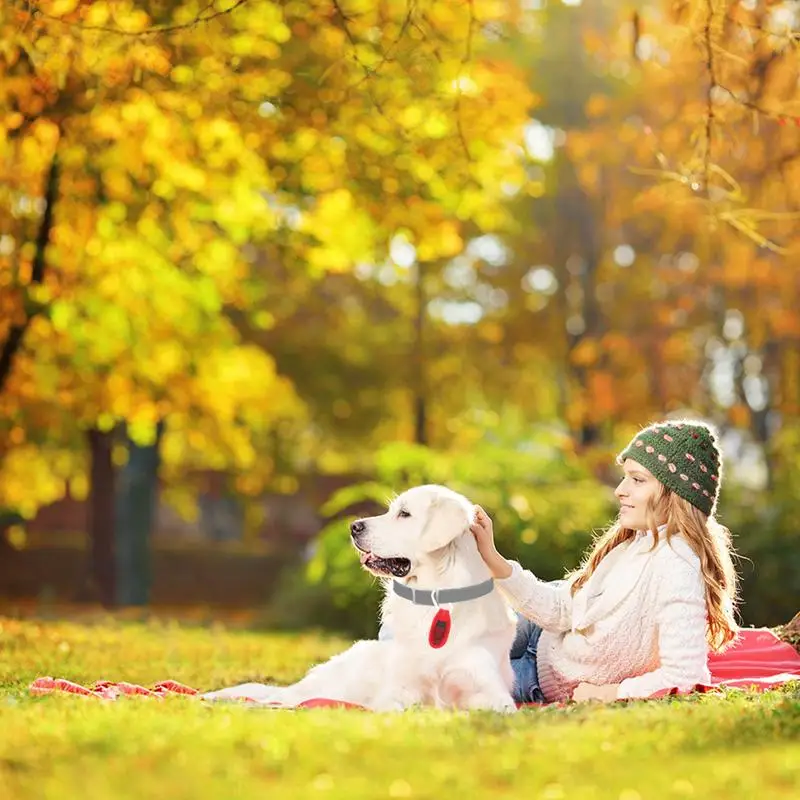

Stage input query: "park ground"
[{"left": 0, "top": 611, "right": 798, "bottom": 800}]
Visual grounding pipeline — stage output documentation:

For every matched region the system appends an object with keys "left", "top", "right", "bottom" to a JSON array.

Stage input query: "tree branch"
[
  {"left": 715, "top": 84, "right": 800, "bottom": 126},
  {"left": 702, "top": 0, "right": 717, "bottom": 194},
  {"left": 351, "top": 0, "right": 417, "bottom": 89},
  {"left": 29, "top": 0, "right": 249, "bottom": 37},
  {"left": 330, "top": 0, "right": 390, "bottom": 115},
  {"left": 454, "top": 0, "right": 477, "bottom": 162}
]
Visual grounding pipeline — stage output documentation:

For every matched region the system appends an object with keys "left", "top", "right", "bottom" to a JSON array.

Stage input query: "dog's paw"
[
  {"left": 369, "top": 695, "right": 407, "bottom": 713},
  {"left": 370, "top": 690, "right": 419, "bottom": 712},
  {"left": 202, "top": 682, "right": 286, "bottom": 705},
  {"left": 249, "top": 687, "right": 295, "bottom": 707},
  {"left": 463, "top": 692, "right": 518, "bottom": 713}
]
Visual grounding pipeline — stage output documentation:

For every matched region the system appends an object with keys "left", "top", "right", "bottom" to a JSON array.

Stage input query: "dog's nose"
[{"left": 350, "top": 520, "right": 366, "bottom": 536}]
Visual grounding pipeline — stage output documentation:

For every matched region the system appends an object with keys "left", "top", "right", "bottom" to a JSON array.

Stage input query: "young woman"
[{"left": 471, "top": 419, "right": 740, "bottom": 703}]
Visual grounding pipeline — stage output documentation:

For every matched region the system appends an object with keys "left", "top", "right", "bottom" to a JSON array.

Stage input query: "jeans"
[
  {"left": 509, "top": 613, "right": 546, "bottom": 704},
  {"left": 377, "top": 611, "right": 546, "bottom": 704}
]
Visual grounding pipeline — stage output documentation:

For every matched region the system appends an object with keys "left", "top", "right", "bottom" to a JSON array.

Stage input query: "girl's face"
[{"left": 614, "top": 459, "right": 666, "bottom": 532}]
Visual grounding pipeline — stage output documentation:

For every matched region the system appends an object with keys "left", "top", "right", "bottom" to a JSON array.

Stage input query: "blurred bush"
[{"left": 728, "top": 496, "right": 800, "bottom": 628}]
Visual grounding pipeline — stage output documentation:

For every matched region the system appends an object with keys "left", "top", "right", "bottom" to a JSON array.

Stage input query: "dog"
[{"left": 202, "top": 485, "right": 518, "bottom": 712}]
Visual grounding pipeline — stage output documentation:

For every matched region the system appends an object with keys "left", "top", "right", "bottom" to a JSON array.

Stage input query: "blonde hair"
[{"left": 569, "top": 485, "right": 739, "bottom": 652}]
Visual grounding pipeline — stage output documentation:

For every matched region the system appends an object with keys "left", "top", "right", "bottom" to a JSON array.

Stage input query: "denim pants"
[
  {"left": 509, "top": 612, "right": 546, "bottom": 704},
  {"left": 377, "top": 611, "right": 545, "bottom": 704}
]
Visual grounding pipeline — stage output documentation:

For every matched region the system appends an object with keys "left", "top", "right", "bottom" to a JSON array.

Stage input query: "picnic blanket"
[{"left": 28, "top": 627, "right": 800, "bottom": 708}]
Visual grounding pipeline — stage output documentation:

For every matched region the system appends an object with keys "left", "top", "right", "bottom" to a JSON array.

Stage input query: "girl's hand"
[
  {"left": 470, "top": 506, "right": 512, "bottom": 579},
  {"left": 571, "top": 683, "right": 619, "bottom": 703}
]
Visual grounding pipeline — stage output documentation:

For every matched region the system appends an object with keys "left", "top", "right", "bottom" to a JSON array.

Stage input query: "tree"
[{"left": 0, "top": 0, "right": 534, "bottom": 601}]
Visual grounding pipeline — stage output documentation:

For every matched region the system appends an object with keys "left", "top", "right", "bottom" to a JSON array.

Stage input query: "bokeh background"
[{"left": 1, "top": 0, "right": 799, "bottom": 637}]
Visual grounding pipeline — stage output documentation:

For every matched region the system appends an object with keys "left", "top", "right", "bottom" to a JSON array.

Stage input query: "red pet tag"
[{"left": 428, "top": 607, "right": 452, "bottom": 648}]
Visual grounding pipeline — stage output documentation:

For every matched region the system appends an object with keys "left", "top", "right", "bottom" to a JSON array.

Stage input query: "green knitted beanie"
[{"left": 616, "top": 420, "right": 722, "bottom": 515}]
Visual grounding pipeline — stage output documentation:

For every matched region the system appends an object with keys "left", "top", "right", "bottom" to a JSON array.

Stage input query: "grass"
[{"left": 0, "top": 613, "right": 798, "bottom": 800}]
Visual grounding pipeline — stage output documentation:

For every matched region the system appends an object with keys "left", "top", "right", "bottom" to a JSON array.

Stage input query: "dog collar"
[
  {"left": 391, "top": 578, "right": 495, "bottom": 607},
  {"left": 392, "top": 578, "right": 495, "bottom": 649}
]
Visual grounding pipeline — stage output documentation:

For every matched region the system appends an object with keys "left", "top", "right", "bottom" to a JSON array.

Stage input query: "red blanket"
[{"left": 28, "top": 628, "right": 800, "bottom": 708}]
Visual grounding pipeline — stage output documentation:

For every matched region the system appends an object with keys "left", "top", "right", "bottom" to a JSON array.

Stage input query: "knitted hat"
[{"left": 616, "top": 420, "right": 722, "bottom": 515}]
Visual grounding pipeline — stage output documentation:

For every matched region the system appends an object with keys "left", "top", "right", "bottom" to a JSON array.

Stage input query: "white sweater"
[{"left": 496, "top": 529, "right": 711, "bottom": 701}]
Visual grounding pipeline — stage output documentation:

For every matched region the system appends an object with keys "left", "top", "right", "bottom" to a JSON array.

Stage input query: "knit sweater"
[{"left": 495, "top": 529, "right": 711, "bottom": 701}]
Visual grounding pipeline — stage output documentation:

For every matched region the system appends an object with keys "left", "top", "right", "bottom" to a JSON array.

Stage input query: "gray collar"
[{"left": 392, "top": 578, "right": 495, "bottom": 607}]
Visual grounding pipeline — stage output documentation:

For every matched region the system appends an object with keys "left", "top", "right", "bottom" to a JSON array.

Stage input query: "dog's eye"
[{"left": 398, "top": 510, "right": 411, "bottom": 518}]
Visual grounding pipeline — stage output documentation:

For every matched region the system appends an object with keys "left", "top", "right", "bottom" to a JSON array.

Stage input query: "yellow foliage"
[
  {"left": 303, "top": 190, "right": 378, "bottom": 271},
  {"left": 0, "top": 446, "right": 68, "bottom": 518},
  {"left": 0, "top": 0, "right": 538, "bottom": 516},
  {"left": 47, "top": 0, "right": 80, "bottom": 17},
  {"left": 5, "top": 524, "right": 27, "bottom": 549},
  {"left": 85, "top": 2, "right": 111, "bottom": 26},
  {"left": 571, "top": 338, "right": 600, "bottom": 368}
]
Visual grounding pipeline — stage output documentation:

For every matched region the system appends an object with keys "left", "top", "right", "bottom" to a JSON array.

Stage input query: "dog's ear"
[{"left": 421, "top": 493, "right": 472, "bottom": 552}]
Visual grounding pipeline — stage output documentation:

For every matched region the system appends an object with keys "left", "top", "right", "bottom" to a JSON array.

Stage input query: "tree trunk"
[
  {"left": 85, "top": 428, "right": 116, "bottom": 607},
  {"left": 413, "top": 260, "right": 428, "bottom": 446},
  {"left": 558, "top": 179, "right": 604, "bottom": 450},
  {"left": 115, "top": 421, "right": 165, "bottom": 606},
  {"left": 0, "top": 152, "right": 59, "bottom": 394}
]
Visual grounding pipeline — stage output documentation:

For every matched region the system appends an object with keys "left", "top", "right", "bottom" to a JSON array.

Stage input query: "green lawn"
[{"left": 0, "top": 614, "right": 798, "bottom": 800}]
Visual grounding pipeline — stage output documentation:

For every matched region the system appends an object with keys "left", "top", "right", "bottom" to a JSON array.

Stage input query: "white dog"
[{"left": 203, "top": 485, "right": 518, "bottom": 712}]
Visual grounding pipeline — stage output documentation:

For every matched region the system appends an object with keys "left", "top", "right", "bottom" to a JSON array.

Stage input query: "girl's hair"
[{"left": 568, "top": 485, "right": 739, "bottom": 652}]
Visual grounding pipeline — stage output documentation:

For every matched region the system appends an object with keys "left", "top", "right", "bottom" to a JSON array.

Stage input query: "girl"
[{"left": 471, "top": 419, "right": 740, "bottom": 703}]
